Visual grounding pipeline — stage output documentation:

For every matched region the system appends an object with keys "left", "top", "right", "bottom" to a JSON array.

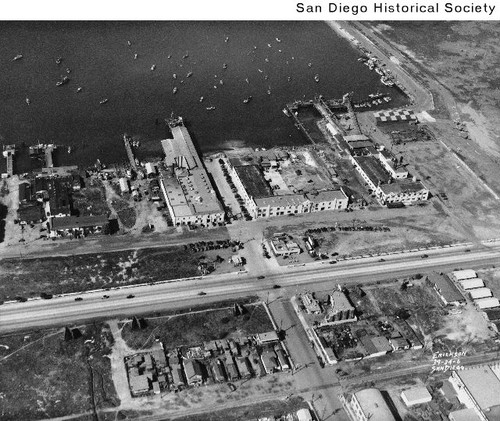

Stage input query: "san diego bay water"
[{"left": 0, "top": 21, "right": 406, "bottom": 169}]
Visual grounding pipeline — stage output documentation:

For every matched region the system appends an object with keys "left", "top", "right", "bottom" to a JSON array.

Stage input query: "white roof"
[
  {"left": 296, "top": 408, "right": 312, "bottom": 421},
  {"left": 459, "top": 278, "right": 484, "bottom": 290},
  {"left": 475, "top": 297, "right": 500, "bottom": 309},
  {"left": 401, "top": 387, "right": 432, "bottom": 405},
  {"left": 469, "top": 288, "right": 492, "bottom": 299},
  {"left": 449, "top": 408, "right": 482, "bottom": 421},
  {"left": 451, "top": 269, "right": 477, "bottom": 281},
  {"left": 353, "top": 389, "right": 395, "bottom": 421},
  {"left": 454, "top": 365, "right": 500, "bottom": 408}
]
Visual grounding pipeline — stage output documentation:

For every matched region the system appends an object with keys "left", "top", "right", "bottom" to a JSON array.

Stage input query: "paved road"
[{"left": 2, "top": 244, "right": 500, "bottom": 333}]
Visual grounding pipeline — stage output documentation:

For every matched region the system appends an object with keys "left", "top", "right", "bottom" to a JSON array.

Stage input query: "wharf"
[
  {"left": 123, "top": 135, "right": 137, "bottom": 171},
  {"left": 2, "top": 145, "right": 15, "bottom": 177}
]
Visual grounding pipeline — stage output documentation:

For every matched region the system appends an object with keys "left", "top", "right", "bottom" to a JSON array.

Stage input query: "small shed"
[
  {"left": 119, "top": 177, "right": 130, "bottom": 193},
  {"left": 296, "top": 408, "right": 313, "bottom": 421},
  {"left": 401, "top": 387, "right": 432, "bottom": 407},
  {"left": 145, "top": 162, "right": 157, "bottom": 177}
]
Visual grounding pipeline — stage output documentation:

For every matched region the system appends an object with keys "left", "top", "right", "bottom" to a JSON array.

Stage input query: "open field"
[
  {"left": 0, "top": 244, "right": 237, "bottom": 301},
  {"left": 121, "top": 303, "right": 274, "bottom": 350},
  {"left": 263, "top": 207, "right": 467, "bottom": 260},
  {"left": 72, "top": 178, "right": 110, "bottom": 217},
  {"left": 0, "top": 323, "right": 118, "bottom": 421}
]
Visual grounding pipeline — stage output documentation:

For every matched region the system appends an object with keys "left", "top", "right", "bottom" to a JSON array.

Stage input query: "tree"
[
  {"left": 131, "top": 316, "right": 140, "bottom": 330},
  {"left": 64, "top": 326, "right": 73, "bottom": 341}
]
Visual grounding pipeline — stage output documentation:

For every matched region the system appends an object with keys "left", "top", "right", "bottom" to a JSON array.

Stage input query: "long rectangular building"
[{"left": 159, "top": 117, "right": 224, "bottom": 227}]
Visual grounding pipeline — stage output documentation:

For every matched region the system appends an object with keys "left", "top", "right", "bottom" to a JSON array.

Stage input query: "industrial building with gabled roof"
[
  {"left": 450, "top": 269, "right": 477, "bottom": 282},
  {"left": 428, "top": 273, "right": 466, "bottom": 306},
  {"left": 459, "top": 278, "right": 485, "bottom": 290}
]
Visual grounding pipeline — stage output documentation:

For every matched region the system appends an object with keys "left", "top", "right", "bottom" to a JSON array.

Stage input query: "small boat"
[
  {"left": 375, "top": 68, "right": 384, "bottom": 76},
  {"left": 199, "top": 96, "right": 204, "bottom": 102},
  {"left": 55, "top": 57, "right": 62, "bottom": 65},
  {"left": 183, "top": 52, "right": 189, "bottom": 59},
  {"left": 314, "top": 74, "right": 320, "bottom": 83},
  {"left": 253, "top": 45, "right": 257, "bottom": 50},
  {"left": 151, "top": 64, "right": 156, "bottom": 71},
  {"left": 264, "top": 75, "right": 268, "bottom": 80},
  {"left": 68, "top": 146, "right": 72, "bottom": 153},
  {"left": 213, "top": 85, "right": 217, "bottom": 89},
  {"left": 25, "top": 97, "right": 31, "bottom": 105},
  {"left": 76, "top": 87, "right": 82, "bottom": 93},
  {"left": 173, "top": 73, "right": 177, "bottom": 79},
  {"left": 264, "top": 58, "right": 269, "bottom": 63},
  {"left": 278, "top": 49, "right": 282, "bottom": 53},
  {"left": 99, "top": 98, "right": 108, "bottom": 105},
  {"left": 56, "top": 76, "right": 70, "bottom": 86},
  {"left": 167, "top": 54, "right": 172, "bottom": 59},
  {"left": 173, "top": 87, "right": 178, "bottom": 94},
  {"left": 243, "top": 96, "right": 252, "bottom": 104},
  {"left": 381, "top": 75, "right": 395, "bottom": 87},
  {"left": 258, "top": 69, "right": 263, "bottom": 73},
  {"left": 186, "top": 71, "right": 193, "bottom": 78},
  {"left": 66, "top": 68, "right": 71, "bottom": 74},
  {"left": 206, "top": 106, "right": 216, "bottom": 111},
  {"left": 12, "top": 54, "right": 23, "bottom": 61},
  {"left": 127, "top": 40, "right": 132, "bottom": 46},
  {"left": 276, "top": 37, "right": 281, "bottom": 42},
  {"left": 219, "top": 79, "right": 223, "bottom": 85},
  {"left": 134, "top": 53, "right": 138, "bottom": 60},
  {"left": 308, "top": 62, "right": 312, "bottom": 68},
  {"left": 283, "top": 108, "right": 291, "bottom": 117},
  {"left": 287, "top": 76, "right": 291, "bottom": 82},
  {"left": 224, "top": 36, "right": 229, "bottom": 43},
  {"left": 180, "top": 80, "right": 184, "bottom": 84},
  {"left": 222, "top": 63, "right": 227, "bottom": 69},
  {"left": 267, "top": 88, "right": 271, "bottom": 95},
  {"left": 267, "top": 43, "right": 272, "bottom": 48}
]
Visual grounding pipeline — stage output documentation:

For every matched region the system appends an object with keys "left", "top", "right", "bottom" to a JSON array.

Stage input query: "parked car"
[
  {"left": 257, "top": 275, "right": 265, "bottom": 279},
  {"left": 74, "top": 297, "right": 83, "bottom": 301},
  {"left": 126, "top": 294, "right": 135, "bottom": 299},
  {"left": 273, "top": 284, "right": 281, "bottom": 289},
  {"left": 102, "top": 295, "right": 110, "bottom": 299},
  {"left": 198, "top": 291, "right": 207, "bottom": 296},
  {"left": 421, "top": 254, "right": 429, "bottom": 259}
]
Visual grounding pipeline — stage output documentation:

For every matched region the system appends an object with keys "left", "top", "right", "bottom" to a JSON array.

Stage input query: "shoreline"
[{"left": 325, "top": 20, "right": 434, "bottom": 113}]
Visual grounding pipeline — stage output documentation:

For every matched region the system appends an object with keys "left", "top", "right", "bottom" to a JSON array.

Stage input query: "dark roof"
[
  {"left": 52, "top": 215, "right": 108, "bottom": 230},
  {"left": 18, "top": 203, "right": 44, "bottom": 223},
  {"left": 234, "top": 165, "right": 273, "bottom": 199},
  {"left": 354, "top": 156, "right": 391, "bottom": 186},
  {"left": 46, "top": 177, "right": 73, "bottom": 216},
  {"left": 429, "top": 273, "right": 465, "bottom": 304}
]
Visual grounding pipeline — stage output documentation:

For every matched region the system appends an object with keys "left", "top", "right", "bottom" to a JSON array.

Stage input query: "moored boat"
[
  {"left": 243, "top": 96, "right": 252, "bottom": 104},
  {"left": 134, "top": 53, "right": 138, "bottom": 60},
  {"left": 199, "top": 96, "right": 204, "bottom": 102},
  {"left": 314, "top": 74, "right": 320, "bottom": 83},
  {"left": 380, "top": 75, "right": 395, "bottom": 87},
  {"left": 151, "top": 64, "right": 156, "bottom": 71},
  {"left": 99, "top": 98, "right": 108, "bottom": 105},
  {"left": 55, "top": 57, "right": 62, "bottom": 65},
  {"left": 25, "top": 97, "right": 31, "bottom": 105},
  {"left": 206, "top": 106, "right": 216, "bottom": 111},
  {"left": 76, "top": 87, "right": 82, "bottom": 93},
  {"left": 173, "top": 87, "right": 178, "bottom": 94},
  {"left": 186, "top": 71, "right": 193, "bottom": 78},
  {"left": 222, "top": 63, "right": 227, "bottom": 69},
  {"left": 12, "top": 54, "right": 23, "bottom": 61}
]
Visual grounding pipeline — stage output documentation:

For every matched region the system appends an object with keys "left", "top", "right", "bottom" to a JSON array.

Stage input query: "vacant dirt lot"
[{"left": 0, "top": 323, "right": 118, "bottom": 421}]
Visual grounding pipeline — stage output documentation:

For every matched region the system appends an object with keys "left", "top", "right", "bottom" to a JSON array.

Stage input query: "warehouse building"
[
  {"left": 449, "top": 364, "right": 500, "bottom": 421},
  {"left": 349, "top": 388, "right": 396, "bottom": 421},
  {"left": 159, "top": 118, "right": 224, "bottom": 227}
]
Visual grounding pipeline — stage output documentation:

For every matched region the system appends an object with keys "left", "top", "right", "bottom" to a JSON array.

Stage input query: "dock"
[
  {"left": 2, "top": 145, "right": 15, "bottom": 177},
  {"left": 44, "top": 144, "right": 55, "bottom": 168},
  {"left": 123, "top": 135, "right": 137, "bottom": 171}
]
